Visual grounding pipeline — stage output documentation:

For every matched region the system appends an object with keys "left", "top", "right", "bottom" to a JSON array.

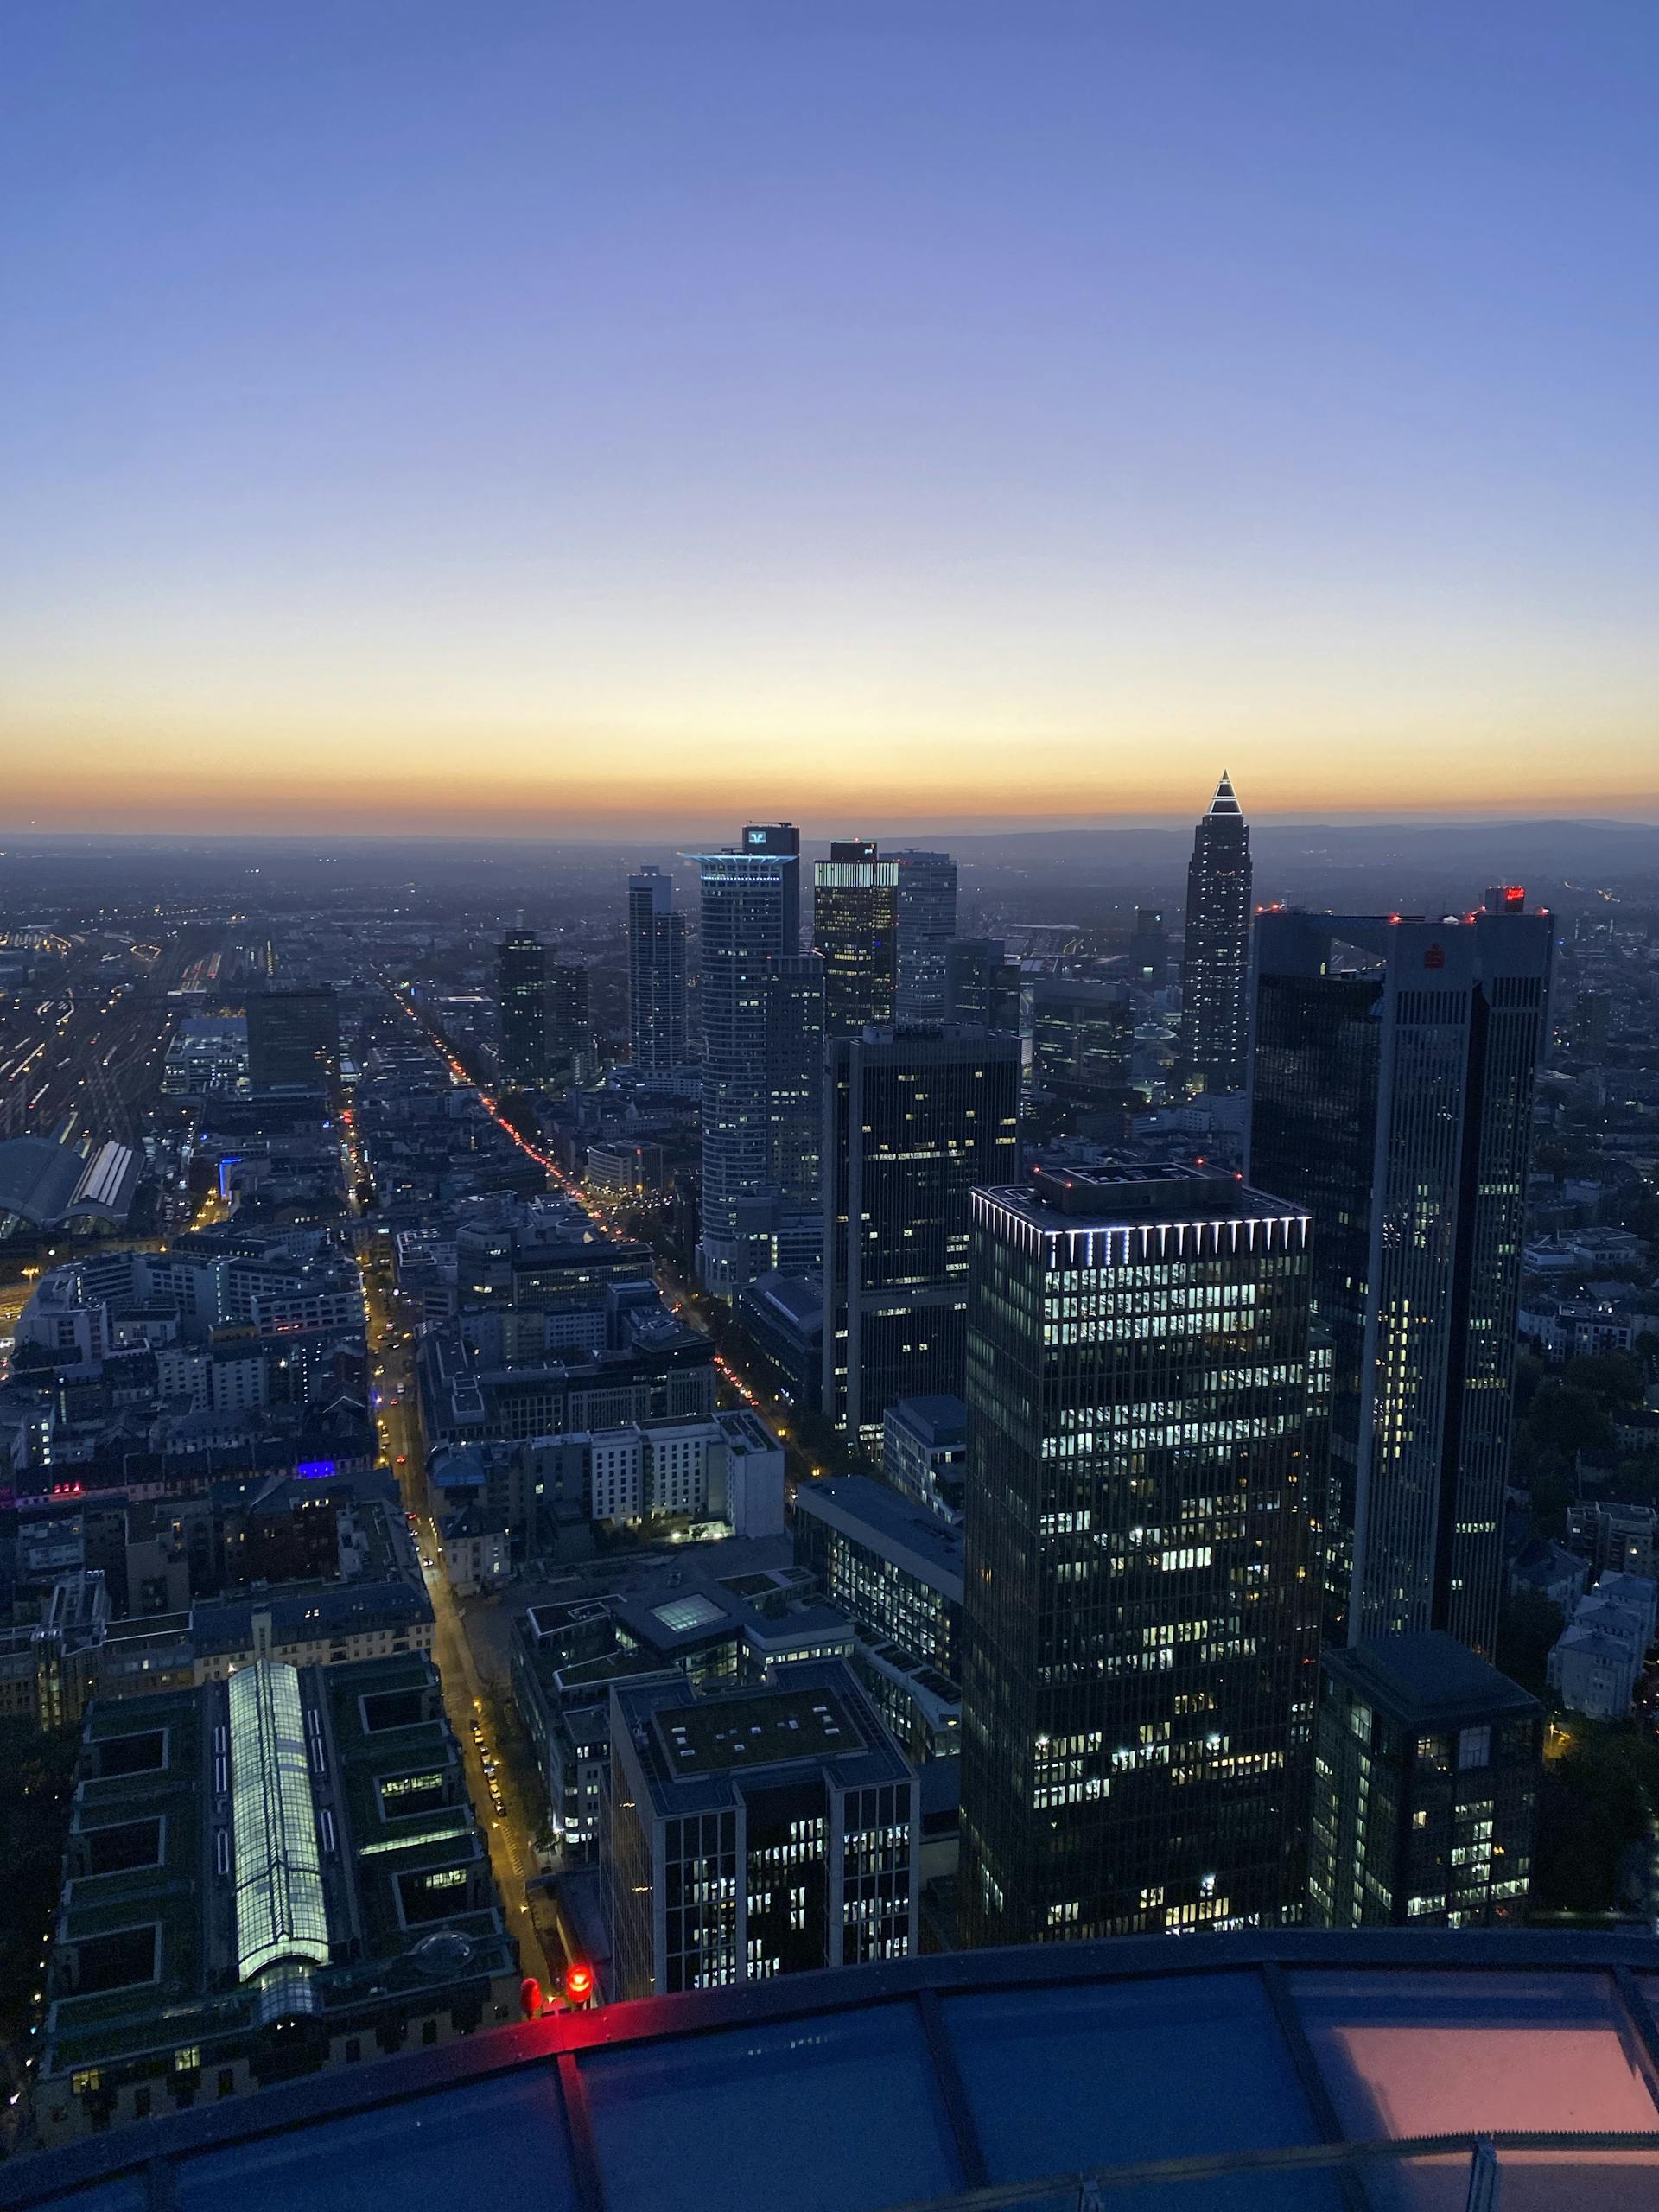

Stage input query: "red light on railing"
[{"left": 564, "top": 1961, "right": 594, "bottom": 2006}]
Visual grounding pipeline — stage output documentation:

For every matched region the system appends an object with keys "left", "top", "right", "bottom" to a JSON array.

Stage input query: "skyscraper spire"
[{"left": 1182, "top": 772, "right": 1252, "bottom": 1091}]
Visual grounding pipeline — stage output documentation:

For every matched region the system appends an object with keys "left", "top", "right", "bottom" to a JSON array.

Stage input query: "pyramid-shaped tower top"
[{"left": 1208, "top": 770, "right": 1243, "bottom": 817}]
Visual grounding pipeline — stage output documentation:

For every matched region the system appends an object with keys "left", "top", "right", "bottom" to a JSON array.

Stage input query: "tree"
[
  {"left": 1534, "top": 1724, "right": 1659, "bottom": 1916},
  {"left": 1513, "top": 1352, "right": 1549, "bottom": 1417},
  {"left": 1562, "top": 1351, "right": 1646, "bottom": 1412},
  {"left": 1524, "top": 1383, "right": 1611, "bottom": 1460},
  {"left": 0, "top": 1720, "right": 79, "bottom": 2050},
  {"left": 1495, "top": 1589, "right": 1565, "bottom": 1699}
]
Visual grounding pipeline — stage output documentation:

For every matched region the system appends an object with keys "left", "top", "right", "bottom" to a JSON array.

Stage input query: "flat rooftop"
[
  {"left": 794, "top": 1475, "right": 963, "bottom": 1596},
  {"left": 979, "top": 1164, "right": 1306, "bottom": 1234},
  {"left": 1324, "top": 1631, "right": 1541, "bottom": 1727},
  {"left": 653, "top": 1683, "right": 864, "bottom": 1775}
]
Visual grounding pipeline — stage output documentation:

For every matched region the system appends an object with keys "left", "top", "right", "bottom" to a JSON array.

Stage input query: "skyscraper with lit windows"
[
  {"left": 958, "top": 1165, "right": 1321, "bottom": 1950},
  {"left": 1182, "top": 772, "right": 1252, "bottom": 1092},
  {"left": 821, "top": 1027, "right": 1020, "bottom": 1446},
  {"left": 814, "top": 841, "right": 900, "bottom": 1036}
]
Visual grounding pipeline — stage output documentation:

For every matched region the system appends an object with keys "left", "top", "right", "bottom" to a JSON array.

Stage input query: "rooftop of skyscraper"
[
  {"left": 10, "top": 1931, "right": 1659, "bottom": 2212},
  {"left": 986, "top": 1161, "right": 1305, "bottom": 1228},
  {"left": 1323, "top": 1630, "right": 1542, "bottom": 1730}
]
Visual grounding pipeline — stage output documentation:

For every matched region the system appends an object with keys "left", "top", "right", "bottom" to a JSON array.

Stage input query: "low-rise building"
[
  {"left": 35, "top": 1654, "right": 518, "bottom": 2145},
  {"left": 1568, "top": 1499, "right": 1659, "bottom": 1581},
  {"left": 880, "top": 1393, "right": 967, "bottom": 1522},
  {"left": 1548, "top": 1572, "right": 1658, "bottom": 1720},
  {"left": 92, "top": 1579, "right": 435, "bottom": 1700},
  {"left": 438, "top": 1505, "right": 511, "bottom": 1595},
  {"left": 792, "top": 1474, "right": 963, "bottom": 1677},
  {"left": 1508, "top": 1537, "right": 1591, "bottom": 1613},
  {"left": 510, "top": 1600, "right": 677, "bottom": 1859},
  {"left": 524, "top": 1408, "right": 785, "bottom": 1537}
]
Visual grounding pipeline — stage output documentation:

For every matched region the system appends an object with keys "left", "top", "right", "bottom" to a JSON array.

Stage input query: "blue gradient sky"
[{"left": 3, "top": 1, "right": 1656, "bottom": 833}]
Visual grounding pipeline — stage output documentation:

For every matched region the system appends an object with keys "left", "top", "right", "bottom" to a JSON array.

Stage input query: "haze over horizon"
[{"left": 4, "top": 0, "right": 1657, "bottom": 834}]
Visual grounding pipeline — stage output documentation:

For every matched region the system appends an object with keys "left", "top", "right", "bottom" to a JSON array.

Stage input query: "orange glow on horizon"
[{"left": 1, "top": 755, "right": 1654, "bottom": 839}]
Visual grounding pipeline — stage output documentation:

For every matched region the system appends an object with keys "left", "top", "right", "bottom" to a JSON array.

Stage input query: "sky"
[{"left": 2, "top": 0, "right": 1656, "bottom": 837}]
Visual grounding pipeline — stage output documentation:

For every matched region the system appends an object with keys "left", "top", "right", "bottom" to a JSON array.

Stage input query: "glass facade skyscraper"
[
  {"left": 946, "top": 938, "right": 1022, "bottom": 1034},
  {"left": 1182, "top": 772, "right": 1253, "bottom": 1092},
  {"left": 958, "top": 1166, "right": 1321, "bottom": 1951},
  {"left": 694, "top": 824, "right": 802, "bottom": 1294},
  {"left": 494, "top": 935, "right": 544, "bottom": 1087},
  {"left": 626, "top": 867, "right": 688, "bottom": 1075},
  {"left": 814, "top": 841, "right": 900, "bottom": 1037},
  {"left": 245, "top": 987, "right": 340, "bottom": 1095},
  {"left": 544, "top": 960, "right": 593, "bottom": 1090},
  {"left": 1249, "top": 909, "right": 1553, "bottom": 1655},
  {"left": 763, "top": 950, "right": 825, "bottom": 1220},
  {"left": 1027, "top": 976, "right": 1132, "bottom": 1114},
  {"left": 891, "top": 849, "right": 958, "bottom": 1027},
  {"left": 822, "top": 1028, "right": 1020, "bottom": 1446}
]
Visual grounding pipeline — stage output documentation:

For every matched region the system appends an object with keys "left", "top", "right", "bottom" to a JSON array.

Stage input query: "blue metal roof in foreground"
[{"left": 10, "top": 1930, "right": 1659, "bottom": 2211}]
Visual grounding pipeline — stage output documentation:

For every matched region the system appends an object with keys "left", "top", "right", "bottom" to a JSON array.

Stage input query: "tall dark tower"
[
  {"left": 693, "top": 824, "right": 803, "bottom": 1294},
  {"left": 626, "top": 868, "right": 688, "bottom": 1075},
  {"left": 496, "top": 931, "right": 545, "bottom": 1087},
  {"left": 1182, "top": 772, "right": 1253, "bottom": 1092},
  {"left": 821, "top": 1027, "right": 1020, "bottom": 1446},
  {"left": 1249, "top": 909, "right": 1553, "bottom": 1656}
]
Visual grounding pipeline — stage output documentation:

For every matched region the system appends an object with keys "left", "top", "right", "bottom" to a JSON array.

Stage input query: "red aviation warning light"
[
  {"left": 564, "top": 1961, "right": 594, "bottom": 2008},
  {"left": 519, "top": 1976, "right": 543, "bottom": 2020}
]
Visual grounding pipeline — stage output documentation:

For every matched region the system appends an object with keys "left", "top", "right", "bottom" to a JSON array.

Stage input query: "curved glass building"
[{"left": 11, "top": 1931, "right": 1659, "bottom": 2212}]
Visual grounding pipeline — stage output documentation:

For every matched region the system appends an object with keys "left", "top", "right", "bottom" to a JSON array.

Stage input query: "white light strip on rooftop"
[{"left": 230, "top": 1661, "right": 331, "bottom": 1983}]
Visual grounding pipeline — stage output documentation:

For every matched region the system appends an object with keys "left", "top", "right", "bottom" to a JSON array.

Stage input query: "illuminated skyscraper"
[
  {"left": 626, "top": 867, "right": 688, "bottom": 1074},
  {"left": 1182, "top": 772, "right": 1252, "bottom": 1091},
  {"left": 605, "top": 1662, "right": 918, "bottom": 1998},
  {"left": 892, "top": 849, "right": 958, "bottom": 1027},
  {"left": 1249, "top": 909, "right": 1553, "bottom": 1654},
  {"left": 814, "top": 841, "right": 899, "bottom": 1036},
  {"left": 1307, "top": 1632, "right": 1540, "bottom": 1929},
  {"left": 822, "top": 1028, "right": 1020, "bottom": 1446},
  {"left": 492, "top": 933, "right": 545, "bottom": 1089},
  {"left": 545, "top": 961, "right": 593, "bottom": 1090},
  {"left": 695, "top": 824, "right": 802, "bottom": 1294},
  {"left": 958, "top": 1166, "right": 1321, "bottom": 1950}
]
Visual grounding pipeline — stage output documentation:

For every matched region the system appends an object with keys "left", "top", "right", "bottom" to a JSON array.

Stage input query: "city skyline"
[
  {"left": 5, "top": 3, "right": 1658, "bottom": 836},
  {"left": 4, "top": 3, "right": 1659, "bottom": 2194}
]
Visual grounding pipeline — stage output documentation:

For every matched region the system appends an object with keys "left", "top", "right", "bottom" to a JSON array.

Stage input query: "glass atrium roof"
[
  {"left": 10, "top": 1931, "right": 1659, "bottom": 2212},
  {"left": 229, "top": 1662, "right": 331, "bottom": 1983}
]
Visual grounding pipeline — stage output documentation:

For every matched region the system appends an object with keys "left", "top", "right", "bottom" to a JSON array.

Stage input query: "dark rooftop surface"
[
  {"left": 654, "top": 1683, "right": 863, "bottom": 1774},
  {"left": 1324, "top": 1630, "right": 1541, "bottom": 1726},
  {"left": 793, "top": 1473, "right": 964, "bottom": 1592}
]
